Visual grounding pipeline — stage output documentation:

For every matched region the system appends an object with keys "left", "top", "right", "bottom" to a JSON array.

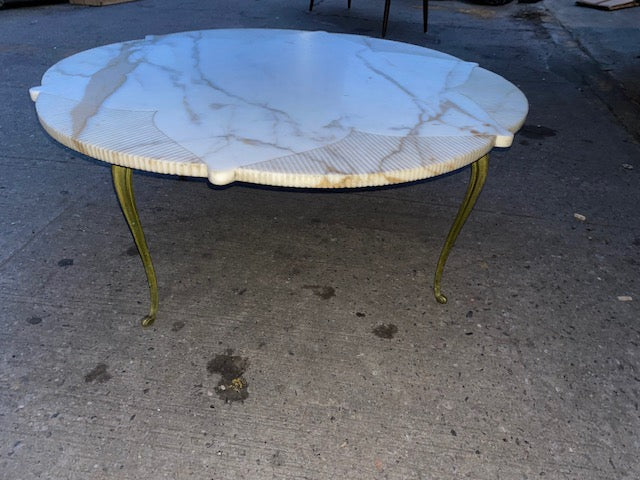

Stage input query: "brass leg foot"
[
  {"left": 111, "top": 165, "right": 159, "bottom": 326},
  {"left": 434, "top": 154, "right": 489, "bottom": 304}
]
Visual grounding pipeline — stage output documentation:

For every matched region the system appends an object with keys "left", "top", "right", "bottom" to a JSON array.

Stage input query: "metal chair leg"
[
  {"left": 382, "top": 0, "right": 391, "bottom": 37},
  {"left": 424, "top": 0, "right": 428, "bottom": 32}
]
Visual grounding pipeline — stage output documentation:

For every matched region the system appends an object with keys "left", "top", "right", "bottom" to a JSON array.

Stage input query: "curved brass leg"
[
  {"left": 111, "top": 165, "right": 158, "bottom": 326},
  {"left": 434, "top": 154, "right": 489, "bottom": 304}
]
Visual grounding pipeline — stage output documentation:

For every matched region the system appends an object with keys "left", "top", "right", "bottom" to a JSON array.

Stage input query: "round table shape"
[{"left": 31, "top": 29, "right": 528, "bottom": 326}]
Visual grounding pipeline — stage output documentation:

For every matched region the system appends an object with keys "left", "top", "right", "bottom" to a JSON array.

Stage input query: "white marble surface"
[{"left": 31, "top": 29, "right": 528, "bottom": 187}]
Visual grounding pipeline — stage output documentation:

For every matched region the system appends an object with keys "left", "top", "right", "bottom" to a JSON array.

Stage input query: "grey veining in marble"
[{"left": 31, "top": 29, "right": 528, "bottom": 187}]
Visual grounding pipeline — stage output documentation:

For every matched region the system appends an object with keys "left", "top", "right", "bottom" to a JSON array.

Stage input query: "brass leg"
[
  {"left": 433, "top": 154, "right": 489, "bottom": 304},
  {"left": 111, "top": 165, "right": 158, "bottom": 326}
]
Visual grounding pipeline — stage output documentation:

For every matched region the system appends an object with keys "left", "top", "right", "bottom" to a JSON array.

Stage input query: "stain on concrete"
[
  {"left": 303, "top": 285, "right": 335, "bottom": 300},
  {"left": 207, "top": 349, "right": 249, "bottom": 403},
  {"left": 57, "top": 258, "right": 74, "bottom": 267},
  {"left": 270, "top": 450, "right": 285, "bottom": 467},
  {"left": 7, "top": 440, "right": 23, "bottom": 457},
  {"left": 520, "top": 124, "right": 557, "bottom": 139},
  {"left": 455, "top": 7, "right": 497, "bottom": 19},
  {"left": 126, "top": 245, "right": 138, "bottom": 256},
  {"left": 356, "top": 312, "right": 366, "bottom": 317},
  {"left": 171, "top": 321, "right": 185, "bottom": 332},
  {"left": 26, "top": 316, "right": 42, "bottom": 325},
  {"left": 84, "top": 363, "right": 112, "bottom": 383},
  {"left": 372, "top": 324, "right": 398, "bottom": 339},
  {"left": 512, "top": 9, "right": 547, "bottom": 22}
]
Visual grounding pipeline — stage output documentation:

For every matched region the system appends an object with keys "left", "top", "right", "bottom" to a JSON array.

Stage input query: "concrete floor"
[{"left": 1, "top": 0, "right": 639, "bottom": 479}]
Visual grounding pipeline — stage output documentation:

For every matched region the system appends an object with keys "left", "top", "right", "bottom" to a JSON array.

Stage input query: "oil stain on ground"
[
  {"left": 171, "top": 321, "right": 185, "bottom": 332},
  {"left": 512, "top": 9, "right": 548, "bottom": 22},
  {"left": 207, "top": 349, "right": 249, "bottom": 403},
  {"left": 84, "top": 363, "right": 112, "bottom": 383},
  {"left": 303, "top": 285, "right": 335, "bottom": 300},
  {"left": 373, "top": 324, "right": 398, "bottom": 339}
]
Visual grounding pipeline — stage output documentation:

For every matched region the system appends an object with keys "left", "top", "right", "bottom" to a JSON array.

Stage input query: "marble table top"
[{"left": 31, "top": 29, "right": 528, "bottom": 187}]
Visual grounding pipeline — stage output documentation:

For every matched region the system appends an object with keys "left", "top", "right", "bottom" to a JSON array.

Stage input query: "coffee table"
[{"left": 30, "top": 29, "right": 528, "bottom": 326}]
